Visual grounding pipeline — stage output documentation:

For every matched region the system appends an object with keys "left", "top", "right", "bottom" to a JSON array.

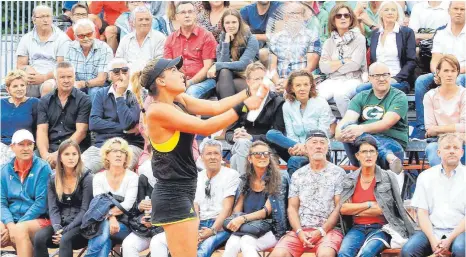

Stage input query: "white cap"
[{"left": 11, "top": 129, "right": 35, "bottom": 145}]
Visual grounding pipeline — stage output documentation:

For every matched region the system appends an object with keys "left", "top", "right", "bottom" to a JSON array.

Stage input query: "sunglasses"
[
  {"left": 76, "top": 32, "right": 93, "bottom": 39},
  {"left": 335, "top": 13, "right": 351, "bottom": 19},
  {"left": 111, "top": 67, "right": 129, "bottom": 74},
  {"left": 250, "top": 151, "right": 271, "bottom": 159},
  {"left": 107, "top": 149, "right": 128, "bottom": 155},
  {"left": 205, "top": 180, "right": 211, "bottom": 198}
]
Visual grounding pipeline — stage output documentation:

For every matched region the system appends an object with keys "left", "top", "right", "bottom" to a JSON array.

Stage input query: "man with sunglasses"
[
  {"left": 81, "top": 58, "right": 144, "bottom": 174},
  {"left": 65, "top": 18, "right": 113, "bottom": 102},
  {"left": 270, "top": 129, "right": 346, "bottom": 257},
  {"left": 336, "top": 62, "right": 409, "bottom": 174}
]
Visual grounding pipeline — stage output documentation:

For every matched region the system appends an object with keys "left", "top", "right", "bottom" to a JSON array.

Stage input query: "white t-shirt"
[
  {"left": 409, "top": 1, "right": 450, "bottom": 32},
  {"left": 93, "top": 169, "right": 139, "bottom": 211},
  {"left": 376, "top": 23, "right": 401, "bottom": 77},
  {"left": 432, "top": 23, "right": 466, "bottom": 65},
  {"left": 194, "top": 167, "right": 240, "bottom": 221}
]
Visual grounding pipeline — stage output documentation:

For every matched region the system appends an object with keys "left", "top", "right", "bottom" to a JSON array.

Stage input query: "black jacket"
[
  {"left": 48, "top": 170, "right": 93, "bottom": 234},
  {"left": 370, "top": 26, "right": 416, "bottom": 83},
  {"left": 225, "top": 92, "right": 285, "bottom": 144}
]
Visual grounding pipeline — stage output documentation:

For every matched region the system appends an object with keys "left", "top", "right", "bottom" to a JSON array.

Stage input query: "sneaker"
[
  {"left": 389, "top": 157, "right": 403, "bottom": 175},
  {"left": 410, "top": 127, "right": 426, "bottom": 141}
]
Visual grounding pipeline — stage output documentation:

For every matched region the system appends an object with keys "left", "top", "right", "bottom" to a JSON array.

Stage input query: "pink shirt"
[{"left": 423, "top": 87, "right": 466, "bottom": 133}]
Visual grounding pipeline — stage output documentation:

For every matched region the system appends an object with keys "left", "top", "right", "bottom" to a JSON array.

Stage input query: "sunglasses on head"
[
  {"left": 250, "top": 151, "right": 271, "bottom": 158},
  {"left": 335, "top": 13, "right": 351, "bottom": 19},
  {"left": 111, "top": 67, "right": 129, "bottom": 74},
  {"left": 76, "top": 32, "right": 93, "bottom": 39},
  {"left": 205, "top": 179, "right": 211, "bottom": 198}
]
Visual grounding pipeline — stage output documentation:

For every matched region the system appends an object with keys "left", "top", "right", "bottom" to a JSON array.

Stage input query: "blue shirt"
[
  {"left": 240, "top": 2, "right": 282, "bottom": 35},
  {"left": 1, "top": 97, "right": 39, "bottom": 145}
]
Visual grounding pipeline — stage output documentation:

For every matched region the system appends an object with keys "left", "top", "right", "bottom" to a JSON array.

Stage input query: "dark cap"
[
  {"left": 305, "top": 129, "right": 328, "bottom": 143},
  {"left": 145, "top": 56, "right": 183, "bottom": 91}
]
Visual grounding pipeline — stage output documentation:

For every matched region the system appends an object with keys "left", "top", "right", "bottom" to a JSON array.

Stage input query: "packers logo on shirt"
[{"left": 362, "top": 105, "right": 385, "bottom": 120}]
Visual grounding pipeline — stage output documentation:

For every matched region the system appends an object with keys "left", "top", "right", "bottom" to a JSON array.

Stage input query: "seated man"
[
  {"left": 164, "top": 1, "right": 217, "bottom": 99},
  {"left": 269, "top": 2, "right": 321, "bottom": 93},
  {"left": 226, "top": 62, "right": 286, "bottom": 175},
  {"left": 409, "top": 1, "right": 449, "bottom": 43},
  {"left": 36, "top": 62, "right": 91, "bottom": 169},
  {"left": 336, "top": 62, "right": 409, "bottom": 174},
  {"left": 413, "top": 1, "right": 466, "bottom": 139},
  {"left": 15, "top": 5, "right": 70, "bottom": 98},
  {"left": 116, "top": 6, "right": 166, "bottom": 73},
  {"left": 82, "top": 58, "right": 144, "bottom": 173},
  {"left": 65, "top": 3, "right": 101, "bottom": 40},
  {"left": 150, "top": 139, "right": 240, "bottom": 257},
  {"left": 269, "top": 130, "right": 345, "bottom": 257},
  {"left": 63, "top": 18, "right": 113, "bottom": 102},
  {"left": 402, "top": 133, "right": 466, "bottom": 257},
  {"left": 240, "top": 1, "right": 282, "bottom": 48},
  {"left": 115, "top": 1, "right": 159, "bottom": 40},
  {"left": 0, "top": 129, "right": 52, "bottom": 257},
  {"left": 88, "top": 0, "right": 128, "bottom": 53}
]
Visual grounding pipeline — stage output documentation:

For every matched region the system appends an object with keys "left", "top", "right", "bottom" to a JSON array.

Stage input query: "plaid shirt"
[
  {"left": 270, "top": 27, "right": 321, "bottom": 78},
  {"left": 65, "top": 39, "right": 113, "bottom": 82}
]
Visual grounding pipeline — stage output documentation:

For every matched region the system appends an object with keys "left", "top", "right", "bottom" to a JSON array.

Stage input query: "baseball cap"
[
  {"left": 11, "top": 129, "right": 35, "bottom": 145},
  {"left": 305, "top": 129, "right": 328, "bottom": 143},
  {"left": 145, "top": 56, "right": 184, "bottom": 91}
]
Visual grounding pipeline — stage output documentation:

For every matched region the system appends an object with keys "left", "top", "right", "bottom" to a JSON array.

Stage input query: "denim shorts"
[{"left": 151, "top": 179, "right": 197, "bottom": 226}]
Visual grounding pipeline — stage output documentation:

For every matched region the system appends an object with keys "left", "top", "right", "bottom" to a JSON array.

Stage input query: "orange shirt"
[
  {"left": 14, "top": 158, "right": 33, "bottom": 183},
  {"left": 352, "top": 177, "right": 387, "bottom": 225},
  {"left": 88, "top": 1, "right": 128, "bottom": 25}
]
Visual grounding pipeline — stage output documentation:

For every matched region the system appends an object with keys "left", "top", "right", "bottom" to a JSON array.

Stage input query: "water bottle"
[{"left": 144, "top": 196, "right": 151, "bottom": 222}]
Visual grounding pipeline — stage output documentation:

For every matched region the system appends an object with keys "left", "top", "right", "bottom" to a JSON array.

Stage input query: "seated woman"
[
  {"left": 338, "top": 137, "right": 414, "bottom": 257},
  {"left": 0, "top": 70, "right": 39, "bottom": 165},
  {"left": 122, "top": 164, "right": 164, "bottom": 257},
  {"left": 208, "top": 8, "right": 259, "bottom": 99},
  {"left": 153, "top": 1, "right": 180, "bottom": 36},
  {"left": 355, "top": 1, "right": 416, "bottom": 94},
  {"left": 34, "top": 139, "right": 92, "bottom": 257},
  {"left": 85, "top": 137, "right": 139, "bottom": 256},
  {"left": 424, "top": 55, "right": 466, "bottom": 166},
  {"left": 223, "top": 141, "right": 289, "bottom": 257},
  {"left": 318, "top": 3, "right": 367, "bottom": 116},
  {"left": 197, "top": 1, "right": 229, "bottom": 42},
  {"left": 266, "top": 70, "right": 335, "bottom": 176}
]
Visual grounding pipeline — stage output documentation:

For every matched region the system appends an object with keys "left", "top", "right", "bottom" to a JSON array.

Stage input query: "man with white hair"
[
  {"left": 82, "top": 58, "right": 144, "bottom": 173},
  {"left": 63, "top": 18, "right": 113, "bottom": 102},
  {"left": 36, "top": 61, "right": 91, "bottom": 169},
  {"left": 116, "top": 6, "right": 166, "bottom": 73},
  {"left": 0, "top": 129, "right": 52, "bottom": 257},
  {"left": 15, "top": 5, "right": 70, "bottom": 98},
  {"left": 336, "top": 62, "right": 409, "bottom": 174}
]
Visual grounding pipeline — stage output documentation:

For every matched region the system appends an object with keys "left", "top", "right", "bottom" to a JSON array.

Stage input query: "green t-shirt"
[{"left": 348, "top": 87, "right": 409, "bottom": 148}]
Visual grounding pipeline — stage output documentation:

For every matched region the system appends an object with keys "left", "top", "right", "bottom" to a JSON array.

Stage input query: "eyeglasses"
[
  {"left": 76, "top": 32, "right": 93, "bottom": 39},
  {"left": 205, "top": 180, "right": 211, "bottom": 198},
  {"left": 335, "top": 13, "right": 351, "bottom": 19},
  {"left": 34, "top": 15, "right": 52, "bottom": 20},
  {"left": 111, "top": 67, "right": 129, "bottom": 74},
  {"left": 358, "top": 150, "right": 377, "bottom": 156},
  {"left": 108, "top": 149, "right": 128, "bottom": 155},
  {"left": 369, "top": 73, "right": 391, "bottom": 80},
  {"left": 73, "top": 13, "right": 88, "bottom": 18},
  {"left": 248, "top": 77, "right": 264, "bottom": 82},
  {"left": 250, "top": 151, "right": 271, "bottom": 159},
  {"left": 177, "top": 10, "right": 195, "bottom": 16}
]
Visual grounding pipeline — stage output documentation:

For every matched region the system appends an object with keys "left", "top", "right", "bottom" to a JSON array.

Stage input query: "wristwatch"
[
  {"left": 369, "top": 25, "right": 376, "bottom": 30},
  {"left": 84, "top": 81, "right": 90, "bottom": 88},
  {"left": 295, "top": 228, "right": 303, "bottom": 235},
  {"left": 368, "top": 202, "right": 373, "bottom": 209},
  {"left": 317, "top": 227, "right": 327, "bottom": 237},
  {"left": 210, "top": 227, "right": 217, "bottom": 235}
]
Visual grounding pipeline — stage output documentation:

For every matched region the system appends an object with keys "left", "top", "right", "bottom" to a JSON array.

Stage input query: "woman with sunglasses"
[
  {"left": 223, "top": 141, "right": 289, "bottom": 257},
  {"left": 84, "top": 137, "right": 139, "bottom": 257},
  {"left": 131, "top": 57, "right": 267, "bottom": 257},
  {"left": 33, "top": 139, "right": 92, "bottom": 257},
  {"left": 317, "top": 3, "right": 367, "bottom": 116}
]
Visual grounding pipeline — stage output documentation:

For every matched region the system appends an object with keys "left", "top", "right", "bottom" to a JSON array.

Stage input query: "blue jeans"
[
  {"left": 341, "top": 123, "right": 404, "bottom": 169},
  {"left": 85, "top": 220, "right": 130, "bottom": 257},
  {"left": 186, "top": 79, "right": 216, "bottom": 99},
  {"left": 198, "top": 219, "right": 231, "bottom": 257},
  {"left": 425, "top": 142, "right": 466, "bottom": 167},
  {"left": 402, "top": 231, "right": 466, "bottom": 257},
  {"left": 414, "top": 73, "right": 466, "bottom": 129},
  {"left": 80, "top": 86, "right": 102, "bottom": 104},
  {"left": 266, "top": 129, "right": 308, "bottom": 176},
  {"left": 355, "top": 81, "right": 410, "bottom": 94},
  {"left": 338, "top": 224, "right": 391, "bottom": 257}
]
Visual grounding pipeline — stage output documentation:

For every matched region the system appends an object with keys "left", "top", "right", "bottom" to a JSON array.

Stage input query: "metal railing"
[{"left": 0, "top": 1, "right": 64, "bottom": 85}]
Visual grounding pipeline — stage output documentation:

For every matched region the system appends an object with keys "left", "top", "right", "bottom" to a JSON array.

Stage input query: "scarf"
[{"left": 331, "top": 28, "right": 358, "bottom": 59}]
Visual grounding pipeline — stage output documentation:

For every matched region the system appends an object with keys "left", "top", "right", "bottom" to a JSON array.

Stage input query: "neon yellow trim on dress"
[
  {"left": 150, "top": 131, "right": 180, "bottom": 152},
  {"left": 152, "top": 217, "right": 197, "bottom": 226}
]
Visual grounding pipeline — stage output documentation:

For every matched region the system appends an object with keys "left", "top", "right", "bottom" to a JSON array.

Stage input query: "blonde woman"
[
  {"left": 85, "top": 137, "right": 139, "bottom": 257},
  {"left": 34, "top": 139, "right": 92, "bottom": 257}
]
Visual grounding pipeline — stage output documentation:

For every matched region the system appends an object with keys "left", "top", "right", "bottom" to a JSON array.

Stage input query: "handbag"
[{"left": 223, "top": 212, "right": 272, "bottom": 238}]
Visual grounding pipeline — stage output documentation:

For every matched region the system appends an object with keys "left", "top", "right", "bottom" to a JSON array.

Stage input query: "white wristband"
[{"left": 317, "top": 227, "right": 327, "bottom": 237}]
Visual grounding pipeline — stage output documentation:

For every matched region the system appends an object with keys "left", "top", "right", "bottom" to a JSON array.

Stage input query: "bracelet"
[
  {"left": 233, "top": 103, "right": 245, "bottom": 116},
  {"left": 317, "top": 227, "right": 327, "bottom": 237},
  {"left": 210, "top": 227, "right": 217, "bottom": 235},
  {"left": 368, "top": 202, "right": 373, "bottom": 209},
  {"left": 242, "top": 215, "right": 248, "bottom": 223},
  {"left": 295, "top": 228, "right": 303, "bottom": 235}
]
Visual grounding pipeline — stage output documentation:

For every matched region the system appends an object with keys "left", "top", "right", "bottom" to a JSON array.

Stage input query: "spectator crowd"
[{"left": 1, "top": 1, "right": 465, "bottom": 257}]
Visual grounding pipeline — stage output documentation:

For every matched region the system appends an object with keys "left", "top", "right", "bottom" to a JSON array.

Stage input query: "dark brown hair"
[
  {"left": 285, "top": 70, "right": 317, "bottom": 102},
  {"left": 71, "top": 3, "right": 88, "bottom": 14},
  {"left": 220, "top": 8, "right": 249, "bottom": 61},
  {"left": 328, "top": 3, "right": 359, "bottom": 34},
  {"left": 202, "top": 1, "right": 230, "bottom": 11},
  {"left": 55, "top": 139, "right": 84, "bottom": 201}
]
